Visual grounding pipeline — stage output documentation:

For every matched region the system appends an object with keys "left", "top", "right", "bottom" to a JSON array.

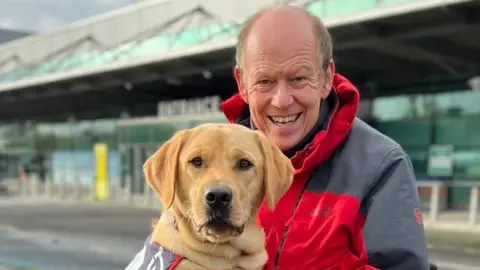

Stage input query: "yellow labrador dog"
[{"left": 143, "top": 123, "right": 294, "bottom": 270}]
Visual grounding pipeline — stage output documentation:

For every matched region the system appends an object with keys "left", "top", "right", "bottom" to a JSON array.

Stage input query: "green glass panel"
[
  {"left": 126, "top": 125, "right": 151, "bottom": 144},
  {"left": 52, "top": 123, "right": 73, "bottom": 150},
  {"left": 0, "top": 123, "right": 33, "bottom": 151},
  {"left": 404, "top": 147, "right": 428, "bottom": 178},
  {"left": 35, "top": 124, "right": 57, "bottom": 152},
  {"left": 307, "top": 1, "right": 326, "bottom": 17},
  {"left": 89, "top": 51, "right": 108, "bottom": 67},
  {"left": 324, "top": 0, "right": 377, "bottom": 17},
  {"left": 381, "top": 0, "right": 411, "bottom": 4},
  {"left": 375, "top": 119, "right": 431, "bottom": 147},
  {"left": 71, "top": 121, "right": 93, "bottom": 150},
  {"left": 92, "top": 119, "right": 117, "bottom": 150},
  {"left": 151, "top": 123, "right": 178, "bottom": 142},
  {"left": 205, "top": 22, "right": 239, "bottom": 40},
  {"left": 131, "top": 36, "right": 170, "bottom": 58},
  {"left": 435, "top": 115, "right": 480, "bottom": 147}
]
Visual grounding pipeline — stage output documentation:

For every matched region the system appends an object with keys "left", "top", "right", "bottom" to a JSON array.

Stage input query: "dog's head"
[{"left": 144, "top": 123, "right": 294, "bottom": 243}]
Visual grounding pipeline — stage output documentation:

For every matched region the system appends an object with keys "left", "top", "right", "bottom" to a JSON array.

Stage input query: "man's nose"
[{"left": 271, "top": 80, "right": 293, "bottom": 109}]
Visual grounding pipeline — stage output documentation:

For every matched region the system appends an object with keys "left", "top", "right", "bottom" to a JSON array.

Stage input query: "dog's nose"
[{"left": 204, "top": 184, "right": 233, "bottom": 208}]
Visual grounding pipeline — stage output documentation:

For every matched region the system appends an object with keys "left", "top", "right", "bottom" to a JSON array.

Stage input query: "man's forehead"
[
  {"left": 243, "top": 9, "right": 316, "bottom": 62},
  {"left": 243, "top": 35, "right": 317, "bottom": 74},
  {"left": 247, "top": 6, "right": 314, "bottom": 37},
  {"left": 254, "top": 5, "right": 312, "bottom": 23}
]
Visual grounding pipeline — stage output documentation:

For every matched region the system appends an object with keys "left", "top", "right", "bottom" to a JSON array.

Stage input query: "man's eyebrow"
[{"left": 251, "top": 68, "right": 277, "bottom": 78}]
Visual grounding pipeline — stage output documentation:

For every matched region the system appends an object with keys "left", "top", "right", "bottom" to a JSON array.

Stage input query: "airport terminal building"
[{"left": 0, "top": 0, "right": 479, "bottom": 207}]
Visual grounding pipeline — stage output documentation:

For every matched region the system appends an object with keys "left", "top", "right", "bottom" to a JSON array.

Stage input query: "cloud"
[
  {"left": 0, "top": 0, "right": 131, "bottom": 33},
  {"left": 0, "top": 17, "right": 19, "bottom": 30}
]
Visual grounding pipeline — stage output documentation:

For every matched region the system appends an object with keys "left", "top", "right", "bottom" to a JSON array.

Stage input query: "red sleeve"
[{"left": 167, "top": 256, "right": 184, "bottom": 270}]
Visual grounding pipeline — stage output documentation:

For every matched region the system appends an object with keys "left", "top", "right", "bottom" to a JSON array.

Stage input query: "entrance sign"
[{"left": 157, "top": 96, "right": 221, "bottom": 117}]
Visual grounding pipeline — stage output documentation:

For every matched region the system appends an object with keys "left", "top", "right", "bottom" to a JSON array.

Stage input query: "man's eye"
[
  {"left": 291, "top": 77, "right": 307, "bottom": 82},
  {"left": 258, "top": 79, "right": 272, "bottom": 85},
  {"left": 189, "top": 157, "right": 203, "bottom": 168}
]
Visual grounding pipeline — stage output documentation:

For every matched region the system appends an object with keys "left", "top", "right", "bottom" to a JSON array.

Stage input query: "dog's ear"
[
  {"left": 254, "top": 131, "right": 294, "bottom": 211},
  {"left": 143, "top": 129, "right": 190, "bottom": 210}
]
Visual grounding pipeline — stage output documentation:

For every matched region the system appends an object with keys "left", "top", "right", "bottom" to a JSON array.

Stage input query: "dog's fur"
[{"left": 144, "top": 123, "right": 294, "bottom": 270}]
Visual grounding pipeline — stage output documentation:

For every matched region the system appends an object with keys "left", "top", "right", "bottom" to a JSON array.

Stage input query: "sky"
[{"left": 0, "top": 0, "right": 133, "bottom": 33}]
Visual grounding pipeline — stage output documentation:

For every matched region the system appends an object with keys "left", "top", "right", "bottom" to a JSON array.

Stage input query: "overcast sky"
[{"left": 0, "top": 0, "right": 133, "bottom": 33}]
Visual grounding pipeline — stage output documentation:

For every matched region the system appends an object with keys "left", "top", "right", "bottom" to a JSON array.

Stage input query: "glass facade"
[
  {"left": 372, "top": 90, "right": 480, "bottom": 180},
  {"left": 117, "top": 113, "right": 228, "bottom": 146},
  {"left": 0, "top": 119, "right": 117, "bottom": 180},
  {"left": 372, "top": 89, "right": 480, "bottom": 207},
  {"left": 0, "top": 119, "right": 117, "bottom": 152},
  {"left": 1, "top": 89, "right": 479, "bottom": 206}
]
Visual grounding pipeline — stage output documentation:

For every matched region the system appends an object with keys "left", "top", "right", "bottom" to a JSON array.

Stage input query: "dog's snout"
[{"left": 204, "top": 184, "right": 233, "bottom": 208}]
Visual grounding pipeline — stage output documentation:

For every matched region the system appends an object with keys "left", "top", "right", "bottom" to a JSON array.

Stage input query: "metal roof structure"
[{"left": 0, "top": 0, "right": 479, "bottom": 122}]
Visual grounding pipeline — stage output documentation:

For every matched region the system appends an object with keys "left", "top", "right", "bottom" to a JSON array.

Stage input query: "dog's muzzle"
[{"left": 202, "top": 184, "right": 236, "bottom": 233}]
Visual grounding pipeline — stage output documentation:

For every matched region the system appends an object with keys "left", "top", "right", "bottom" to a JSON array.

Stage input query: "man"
[{"left": 126, "top": 5, "right": 430, "bottom": 270}]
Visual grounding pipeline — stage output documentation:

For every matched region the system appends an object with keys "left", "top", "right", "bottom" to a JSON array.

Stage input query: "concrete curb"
[
  {"left": 424, "top": 222, "right": 480, "bottom": 234},
  {"left": 426, "top": 227, "right": 480, "bottom": 255},
  {"left": 427, "top": 242, "right": 480, "bottom": 255}
]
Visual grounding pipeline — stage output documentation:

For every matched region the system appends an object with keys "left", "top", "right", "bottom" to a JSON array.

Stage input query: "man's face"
[{"left": 234, "top": 11, "right": 334, "bottom": 152}]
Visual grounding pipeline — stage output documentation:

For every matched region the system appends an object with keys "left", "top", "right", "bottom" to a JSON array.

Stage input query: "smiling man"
[
  {"left": 232, "top": 5, "right": 332, "bottom": 153},
  {"left": 126, "top": 4, "right": 430, "bottom": 270}
]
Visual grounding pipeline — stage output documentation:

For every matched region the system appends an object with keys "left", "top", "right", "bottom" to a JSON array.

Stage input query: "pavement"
[
  {"left": 1, "top": 198, "right": 480, "bottom": 270},
  {"left": 0, "top": 199, "right": 159, "bottom": 270}
]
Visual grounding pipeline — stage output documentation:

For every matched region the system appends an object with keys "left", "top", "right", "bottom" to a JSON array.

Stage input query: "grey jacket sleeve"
[
  {"left": 124, "top": 234, "right": 180, "bottom": 270},
  {"left": 362, "top": 148, "right": 430, "bottom": 270}
]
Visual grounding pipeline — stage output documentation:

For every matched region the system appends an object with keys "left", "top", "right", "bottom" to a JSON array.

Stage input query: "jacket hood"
[{"left": 220, "top": 73, "right": 360, "bottom": 175}]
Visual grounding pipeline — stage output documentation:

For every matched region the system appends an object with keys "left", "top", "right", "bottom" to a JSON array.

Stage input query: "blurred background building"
[{"left": 0, "top": 0, "right": 479, "bottom": 208}]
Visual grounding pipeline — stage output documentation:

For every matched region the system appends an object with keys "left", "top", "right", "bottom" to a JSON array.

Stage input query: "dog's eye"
[
  {"left": 237, "top": 159, "right": 253, "bottom": 170},
  {"left": 189, "top": 157, "right": 203, "bottom": 168}
]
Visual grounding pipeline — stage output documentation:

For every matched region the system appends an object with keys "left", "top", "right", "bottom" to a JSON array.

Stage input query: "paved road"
[
  {"left": 0, "top": 200, "right": 480, "bottom": 270},
  {"left": 0, "top": 201, "right": 159, "bottom": 270}
]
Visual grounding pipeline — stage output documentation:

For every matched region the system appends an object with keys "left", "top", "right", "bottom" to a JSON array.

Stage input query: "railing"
[
  {"left": 417, "top": 180, "right": 480, "bottom": 231},
  {"left": 3, "top": 174, "right": 479, "bottom": 231},
  {"left": 1, "top": 172, "right": 162, "bottom": 209}
]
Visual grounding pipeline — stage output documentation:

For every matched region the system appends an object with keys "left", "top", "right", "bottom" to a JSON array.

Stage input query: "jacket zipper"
[
  {"left": 272, "top": 91, "right": 340, "bottom": 269},
  {"left": 272, "top": 185, "right": 307, "bottom": 269}
]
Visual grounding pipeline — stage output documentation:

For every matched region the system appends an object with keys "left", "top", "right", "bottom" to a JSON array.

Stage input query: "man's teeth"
[{"left": 271, "top": 115, "right": 297, "bottom": 125}]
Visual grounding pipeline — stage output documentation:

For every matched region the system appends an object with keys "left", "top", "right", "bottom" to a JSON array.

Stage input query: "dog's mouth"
[{"left": 196, "top": 218, "right": 245, "bottom": 237}]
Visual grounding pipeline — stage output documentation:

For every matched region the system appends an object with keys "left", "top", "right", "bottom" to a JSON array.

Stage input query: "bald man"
[{"left": 125, "top": 5, "right": 430, "bottom": 270}]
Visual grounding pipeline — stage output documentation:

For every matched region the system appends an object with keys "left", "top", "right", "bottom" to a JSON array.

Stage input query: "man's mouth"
[{"left": 268, "top": 113, "right": 302, "bottom": 126}]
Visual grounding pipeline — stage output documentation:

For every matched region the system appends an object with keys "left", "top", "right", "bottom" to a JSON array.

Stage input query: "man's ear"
[
  {"left": 254, "top": 131, "right": 295, "bottom": 210},
  {"left": 321, "top": 60, "right": 335, "bottom": 99},
  {"left": 143, "top": 130, "right": 190, "bottom": 210},
  {"left": 234, "top": 66, "right": 248, "bottom": 104}
]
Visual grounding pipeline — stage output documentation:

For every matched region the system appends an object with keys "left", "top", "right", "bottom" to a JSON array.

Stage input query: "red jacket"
[{"left": 220, "top": 73, "right": 429, "bottom": 270}]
